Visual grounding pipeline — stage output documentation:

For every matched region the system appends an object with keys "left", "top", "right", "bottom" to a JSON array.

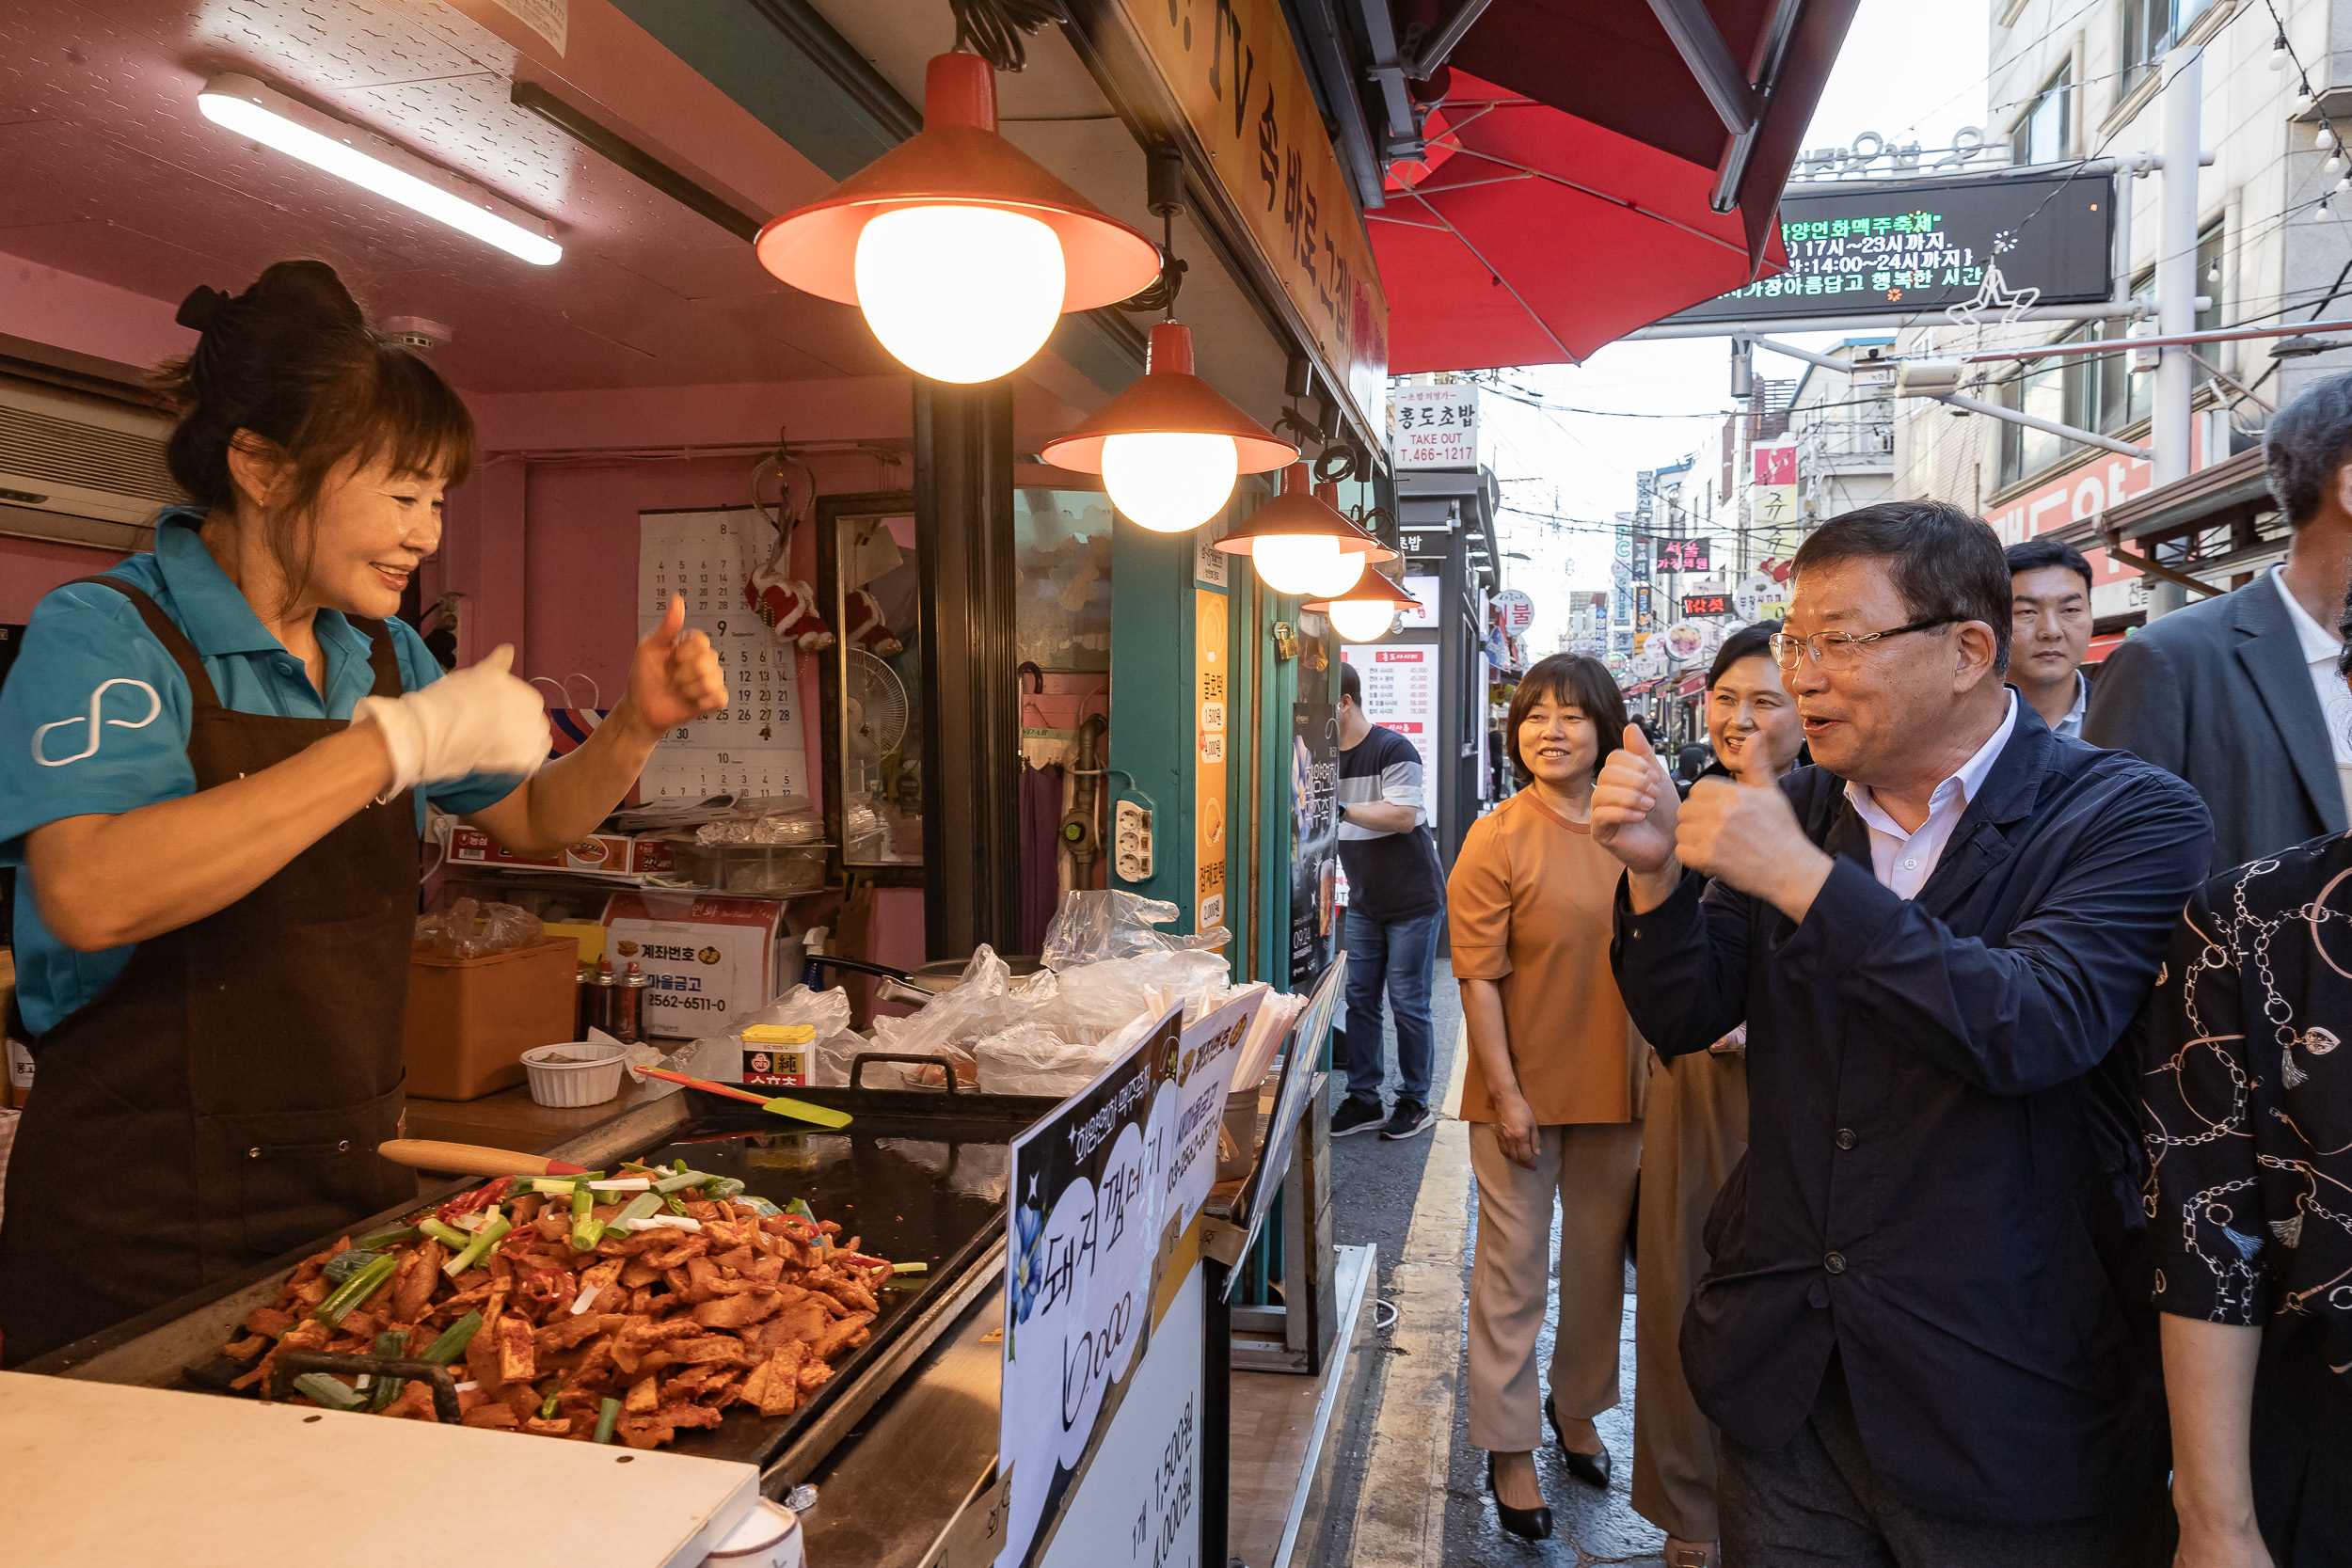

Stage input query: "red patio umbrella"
[{"left": 1373, "top": 68, "right": 1790, "bottom": 372}]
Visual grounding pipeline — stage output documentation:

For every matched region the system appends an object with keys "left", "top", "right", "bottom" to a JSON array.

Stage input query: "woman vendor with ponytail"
[{"left": 0, "top": 261, "right": 727, "bottom": 1365}]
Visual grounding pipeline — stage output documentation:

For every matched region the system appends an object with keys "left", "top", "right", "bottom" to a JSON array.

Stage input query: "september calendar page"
[{"left": 637, "top": 506, "right": 809, "bottom": 801}]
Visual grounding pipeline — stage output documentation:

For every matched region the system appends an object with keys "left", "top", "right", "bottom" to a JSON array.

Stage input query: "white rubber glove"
[{"left": 355, "top": 644, "right": 549, "bottom": 794}]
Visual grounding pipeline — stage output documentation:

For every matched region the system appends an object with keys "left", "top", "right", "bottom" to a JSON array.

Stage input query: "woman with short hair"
[{"left": 1450, "top": 653, "right": 1650, "bottom": 1540}]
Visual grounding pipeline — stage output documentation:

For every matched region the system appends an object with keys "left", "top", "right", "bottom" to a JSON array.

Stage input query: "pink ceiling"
[{"left": 0, "top": 0, "right": 901, "bottom": 392}]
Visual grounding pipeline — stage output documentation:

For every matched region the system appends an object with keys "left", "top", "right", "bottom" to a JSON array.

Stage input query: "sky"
[{"left": 1483, "top": 0, "right": 1995, "bottom": 642}]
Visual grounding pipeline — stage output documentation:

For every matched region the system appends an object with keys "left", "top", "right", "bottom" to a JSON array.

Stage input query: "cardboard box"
[
  {"left": 739, "top": 1023, "right": 814, "bottom": 1087},
  {"left": 602, "top": 894, "right": 783, "bottom": 1038},
  {"left": 449, "top": 827, "right": 675, "bottom": 876},
  {"left": 404, "top": 936, "right": 580, "bottom": 1100}
]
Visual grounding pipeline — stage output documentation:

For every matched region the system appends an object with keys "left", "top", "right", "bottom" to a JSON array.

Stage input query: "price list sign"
[
  {"left": 636, "top": 508, "right": 808, "bottom": 800},
  {"left": 1655, "top": 539, "right": 1710, "bottom": 575},
  {"left": 1662, "top": 172, "right": 2113, "bottom": 323}
]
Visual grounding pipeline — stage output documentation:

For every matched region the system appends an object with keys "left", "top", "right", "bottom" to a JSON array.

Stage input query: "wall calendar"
[{"left": 636, "top": 506, "right": 808, "bottom": 801}]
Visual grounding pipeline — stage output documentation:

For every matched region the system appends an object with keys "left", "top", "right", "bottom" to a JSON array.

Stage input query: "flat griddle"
[{"left": 93, "top": 1055, "right": 1055, "bottom": 1486}]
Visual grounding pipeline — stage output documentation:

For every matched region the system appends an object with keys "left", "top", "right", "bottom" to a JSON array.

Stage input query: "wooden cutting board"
[{"left": 0, "top": 1371, "right": 758, "bottom": 1566}]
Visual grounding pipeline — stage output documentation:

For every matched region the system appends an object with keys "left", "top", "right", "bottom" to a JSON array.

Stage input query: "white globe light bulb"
[
  {"left": 1252, "top": 534, "right": 1341, "bottom": 594},
  {"left": 853, "top": 206, "right": 1066, "bottom": 383},
  {"left": 1329, "top": 598, "right": 1397, "bottom": 641},
  {"left": 1102, "top": 432, "right": 1239, "bottom": 532},
  {"left": 1300, "top": 548, "right": 1366, "bottom": 597}
]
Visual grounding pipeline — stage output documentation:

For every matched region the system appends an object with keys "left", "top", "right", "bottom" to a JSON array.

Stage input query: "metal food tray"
[{"left": 24, "top": 1054, "right": 1057, "bottom": 1489}]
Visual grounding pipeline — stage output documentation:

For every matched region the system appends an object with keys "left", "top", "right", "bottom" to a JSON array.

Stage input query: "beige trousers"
[
  {"left": 1466, "top": 1118, "right": 1643, "bottom": 1453},
  {"left": 1631, "top": 1048, "right": 1750, "bottom": 1543}
]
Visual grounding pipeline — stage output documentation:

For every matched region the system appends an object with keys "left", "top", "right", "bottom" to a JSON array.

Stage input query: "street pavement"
[{"left": 1303, "top": 957, "right": 1668, "bottom": 1568}]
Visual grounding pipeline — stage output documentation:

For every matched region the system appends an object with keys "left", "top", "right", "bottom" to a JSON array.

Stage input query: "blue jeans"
[{"left": 1342, "top": 908, "right": 1440, "bottom": 1105}]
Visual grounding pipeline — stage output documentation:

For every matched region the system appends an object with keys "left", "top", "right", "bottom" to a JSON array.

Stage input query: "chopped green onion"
[
  {"left": 537, "top": 1371, "right": 567, "bottom": 1419},
  {"left": 608, "top": 1193, "right": 662, "bottom": 1232},
  {"left": 368, "top": 1330, "right": 407, "bottom": 1412},
  {"left": 441, "top": 1214, "right": 513, "bottom": 1277},
  {"left": 661, "top": 1193, "right": 691, "bottom": 1216},
  {"left": 702, "top": 1177, "right": 746, "bottom": 1201},
  {"left": 421, "top": 1310, "right": 483, "bottom": 1366},
  {"left": 740, "top": 1196, "right": 782, "bottom": 1218},
  {"left": 652, "top": 1171, "right": 713, "bottom": 1194},
  {"left": 674, "top": 1159, "right": 688, "bottom": 1173},
  {"left": 311, "top": 1253, "right": 399, "bottom": 1325},
  {"left": 353, "top": 1224, "right": 421, "bottom": 1250},
  {"left": 322, "top": 1247, "right": 382, "bottom": 1285},
  {"left": 593, "top": 1396, "right": 621, "bottom": 1445},
  {"left": 418, "top": 1218, "right": 472, "bottom": 1251},
  {"left": 292, "top": 1372, "right": 367, "bottom": 1412},
  {"left": 568, "top": 1187, "right": 604, "bottom": 1252},
  {"left": 890, "top": 1261, "right": 928, "bottom": 1275},
  {"left": 586, "top": 1177, "right": 651, "bottom": 1192}
]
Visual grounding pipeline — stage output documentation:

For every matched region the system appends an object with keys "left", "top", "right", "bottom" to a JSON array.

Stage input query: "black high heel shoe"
[
  {"left": 1486, "top": 1453, "right": 1553, "bottom": 1541},
  {"left": 1547, "top": 1395, "right": 1613, "bottom": 1489}
]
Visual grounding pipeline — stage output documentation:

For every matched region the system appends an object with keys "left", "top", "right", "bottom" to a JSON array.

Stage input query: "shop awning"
[
  {"left": 1447, "top": 1, "right": 1859, "bottom": 267},
  {"left": 2105, "top": 447, "right": 2273, "bottom": 542},
  {"left": 1676, "top": 673, "right": 1708, "bottom": 697},
  {"left": 1370, "top": 0, "right": 1860, "bottom": 370}
]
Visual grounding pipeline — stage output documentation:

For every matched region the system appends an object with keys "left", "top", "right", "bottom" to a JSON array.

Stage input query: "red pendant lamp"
[
  {"left": 755, "top": 54, "right": 1162, "bottom": 383},
  {"left": 1304, "top": 566, "right": 1422, "bottom": 641},
  {"left": 1214, "top": 463, "right": 1397, "bottom": 595},
  {"left": 1041, "top": 322, "right": 1298, "bottom": 531}
]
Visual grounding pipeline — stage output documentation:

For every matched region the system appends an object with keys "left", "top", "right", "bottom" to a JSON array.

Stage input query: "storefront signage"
[
  {"left": 1984, "top": 445, "right": 2184, "bottom": 621},
  {"left": 1661, "top": 171, "right": 2113, "bottom": 324},
  {"left": 1682, "top": 593, "right": 1732, "bottom": 616},
  {"left": 1195, "top": 591, "right": 1229, "bottom": 932},
  {"left": 1655, "top": 538, "right": 1710, "bottom": 574},
  {"left": 1288, "top": 703, "right": 1340, "bottom": 990},
  {"left": 1663, "top": 622, "right": 1707, "bottom": 661},
  {"left": 1391, "top": 385, "right": 1476, "bottom": 468},
  {"left": 1104, "top": 0, "right": 1391, "bottom": 443},
  {"left": 1635, "top": 583, "right": 1656, "bottom": 626},
  {"left": 1492, "top": 588, "right": 1534, "bottom": 632},
  {"left": 1002, "top": 1013, "right": 1169, "bottom": 1568},
  {"left": 1002, "top": 995, "right": 1254, "bottom": 1568}
]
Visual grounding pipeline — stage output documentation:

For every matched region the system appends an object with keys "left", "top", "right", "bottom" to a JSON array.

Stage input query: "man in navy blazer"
[
  {"left": 1594, "top": 501, "right": 2212, "bottom": 1566},
  {"left": 2085, "top": 373, "right": 2352, "bottom": 871}
]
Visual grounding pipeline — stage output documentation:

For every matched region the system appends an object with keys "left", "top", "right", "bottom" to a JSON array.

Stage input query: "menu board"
[
  {"left": 999, "top": 995, "right": 1257, "bottom": 1568},
  {"left": 636, "top": 507, "right": 808, "bottom": 800},
  {"left": 1342, "top": 643, "right": 1441, "bottom": 844}
]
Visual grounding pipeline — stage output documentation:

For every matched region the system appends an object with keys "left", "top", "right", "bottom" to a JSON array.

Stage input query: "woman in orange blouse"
[{"left": 1449, "top": 654, "right": 1650, "bottom": 1541}]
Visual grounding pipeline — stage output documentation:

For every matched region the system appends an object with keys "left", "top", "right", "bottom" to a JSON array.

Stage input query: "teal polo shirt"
[{"left": 0, "top": 509, "right": 524, "bottom": 1034}]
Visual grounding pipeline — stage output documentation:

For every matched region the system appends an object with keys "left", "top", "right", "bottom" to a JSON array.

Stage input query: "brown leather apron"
[{"left": 0, "top": 580, "right": 418, "bottom": 1366}]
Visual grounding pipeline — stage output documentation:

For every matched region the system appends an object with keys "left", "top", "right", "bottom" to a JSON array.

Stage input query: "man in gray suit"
[{"left": 2086, "top": 374, "right": 2352, "bottom": 872}]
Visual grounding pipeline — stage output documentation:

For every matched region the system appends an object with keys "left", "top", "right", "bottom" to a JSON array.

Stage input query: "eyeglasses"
[{"left": 1769, "top": 617, "right": 1959, "bottom": 672}]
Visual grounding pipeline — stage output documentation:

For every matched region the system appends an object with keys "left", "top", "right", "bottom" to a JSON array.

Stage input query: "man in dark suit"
[
  {"left": 1593, "top": 501, "right": 2212, "bottom": 1566},
  {"left": 2085, "top": 373, "right": 2352, "bottom": 870}
]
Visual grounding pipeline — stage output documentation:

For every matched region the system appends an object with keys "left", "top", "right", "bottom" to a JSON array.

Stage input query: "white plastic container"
[
  {"left": 519, "top": 1039, "right": 629, "bottom": 1107},
  {"left": 701, "top": 1497, "right": 803, "bottom": 1566}
]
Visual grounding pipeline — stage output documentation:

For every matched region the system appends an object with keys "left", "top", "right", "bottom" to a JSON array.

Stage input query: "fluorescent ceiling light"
[{"left": 198, "top": 73, "right": 561, "bottom": 265}]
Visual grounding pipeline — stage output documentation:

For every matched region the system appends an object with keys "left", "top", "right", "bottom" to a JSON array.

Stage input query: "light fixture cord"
[{"left": 949, "top": 0, "right": 1070, "bottom": 72}]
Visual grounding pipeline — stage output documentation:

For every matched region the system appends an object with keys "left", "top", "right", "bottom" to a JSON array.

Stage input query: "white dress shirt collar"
[
  {"left": 2057, "top": 670, "right": 2088, "bottom": 739},
  {"left": 1843, "top": 689, "right": 2020, "bottom": 898},
  {"left": 2272, "top": 564, "right": 2343, "bottom": 666}
]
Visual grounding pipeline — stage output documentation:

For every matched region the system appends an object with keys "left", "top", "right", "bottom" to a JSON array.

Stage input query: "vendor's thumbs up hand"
[
  {"left": 355, "top": 643, "right": 550, "bottom": 794},
  {"left": 620, "top": 594, "right": 730, "bottom": 736},
  {"left": 1592, "top": 724, "right": 1680, "bottom": 875}
]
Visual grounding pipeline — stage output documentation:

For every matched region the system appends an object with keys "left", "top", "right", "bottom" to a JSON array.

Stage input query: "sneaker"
[
  {"left": 1330, "top": 1096, "right": 1387, "bottom": 1137},
  {"left": 1381, "top": 1099, "right": 1437, "bottom": 1140}
]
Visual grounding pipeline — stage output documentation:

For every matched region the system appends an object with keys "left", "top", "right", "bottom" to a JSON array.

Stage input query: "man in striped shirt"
[{"left": 1333, "top": 660, "right": 1448, "bottom": 1140}]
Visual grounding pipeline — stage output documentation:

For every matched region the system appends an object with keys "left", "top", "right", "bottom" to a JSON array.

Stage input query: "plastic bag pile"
[
  {"left": 412, "top": 899, "right": 543, "bottom": 959},
  {"left": 871, "top": 892, "right": 1256, "bottom": 1098}
]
